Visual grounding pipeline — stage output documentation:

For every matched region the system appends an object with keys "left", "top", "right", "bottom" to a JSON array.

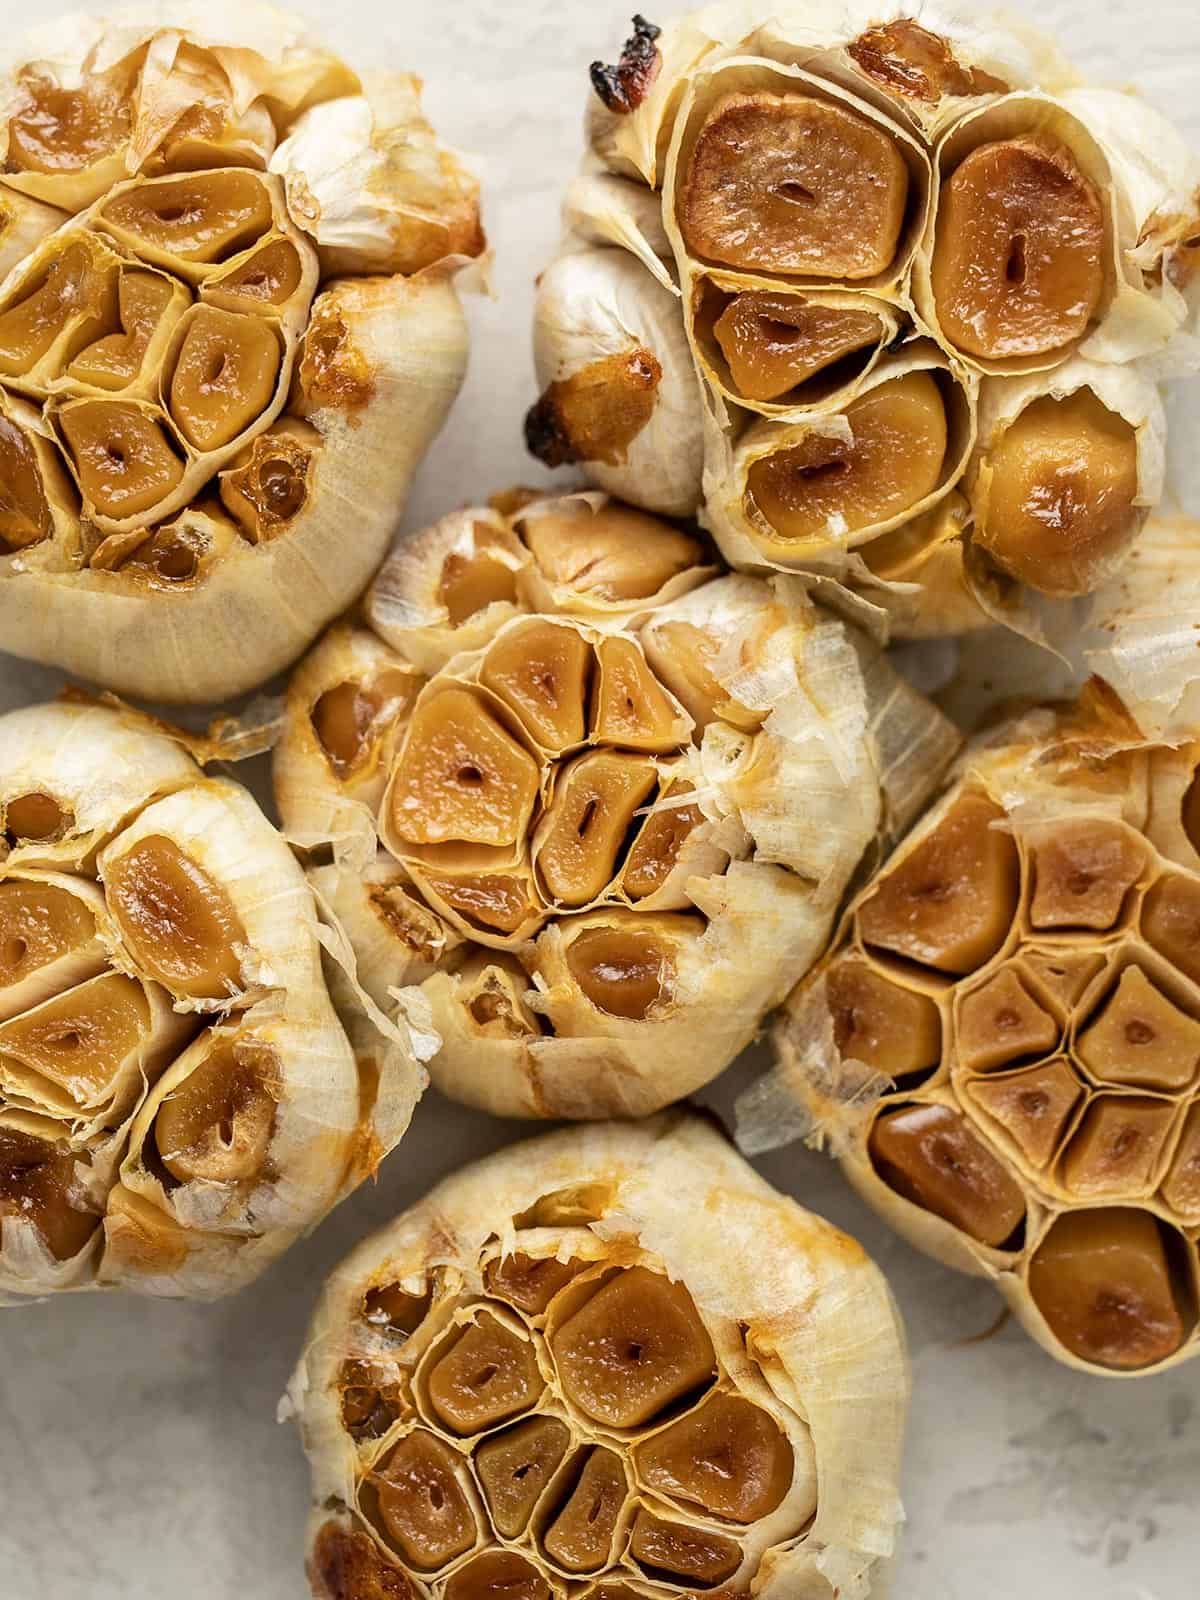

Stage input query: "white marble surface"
[{"left": 1, "top": 2, "right": 1199, "bottom": 1597}]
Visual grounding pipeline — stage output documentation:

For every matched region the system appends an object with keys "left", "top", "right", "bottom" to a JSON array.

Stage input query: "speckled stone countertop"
[{"left": 1, "top": 2, "right": 1198, "bottom": 1597}]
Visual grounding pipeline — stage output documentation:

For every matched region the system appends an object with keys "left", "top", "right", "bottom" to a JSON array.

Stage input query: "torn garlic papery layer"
[
  {"left": 537, "top": 7, "right": 1197, "bottom": 630},
  {"left": 747, "top": 697, "right": 1200, "bottom": 1375},
  {"left": 288, "top": 1115, "right": 909, "bottom": 1600},
  {"left": 0, "top": 1, "right": 481, "bottom": 702},
  {"left": 276, "top": 491, "right": 959, "bottom": 1120},
  {"left": 0, "top": 700, "right": 426, "bottom": 1303}
]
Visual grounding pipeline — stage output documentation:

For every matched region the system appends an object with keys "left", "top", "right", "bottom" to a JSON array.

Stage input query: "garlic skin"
[
  {"left": 534, "top": 4, "right": 1199, "bottom": 638},
  {"left": 287, "top": 1114, "right": 908, "bottom": 1600},
  {"left": 0, "top": 699, "right": 426, "bottom": 1303},
  {"left": 748, "top": 696, "right": 1200, "bottom": 1375},
  {"left": 275, "top": 491, "right": 959, "bottom": 1120},
  {"left": 0, "top": 2, "right": 480, "bottom": 704}
]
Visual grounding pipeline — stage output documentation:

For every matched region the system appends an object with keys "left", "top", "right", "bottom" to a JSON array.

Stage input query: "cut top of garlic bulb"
[
  {"left": 531, "top": 5, "right": 1198, "bottom": 639},
  {"left": 0, "top": 2, "right": 482, "bottom": 702},
  {"left": 0, "top": 698, "right": 426, "bottom": 1302},
  {"left": 275, "top": 490, "right": 960, "bottom": 1121},
  {"left": 288, "top": 1114, "right": 908, "bottom": 1600},
  {"left": 751, "top": 695, "right": 1200, "bottom": 1376}
]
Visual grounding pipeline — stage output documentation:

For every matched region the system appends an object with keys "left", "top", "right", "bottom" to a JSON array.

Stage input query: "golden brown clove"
[
  {"left": 100, "top": 170, "right": 274, "bottom": 263},
  {"left": 966, "top": 1059, "right": 1084, "bottom": 1170},
  {"left": 628, "top": 1509, "right": 742, "bottom": 1585},
  {"left": 0, "top": 240, "right": 117, "bottom": 378},
  {"left": 426, "top": 1312, "right": 545, "bottom": 1435},
  {"left": 474, "top": 1416, "right": 571, "bottom": 1538},
  {"left": 58, "top": 400, "right": 184, "bottom": 520},
  {"left": 1075, "top": 967, "right": 1200, "bottom": 1092},
  {"left": 634, "top": 1390, "right": 794, "bottom": 1522},
  {"left": 0, "top": 414, "right": 53, "bottom": 552},
  {"left": 443, "top": 1550, "right": 552, "bottom": 1600},
  {"left": 0, "top": 1122, "right": 97, "bottom": 1259},
  {"left": 520, "top": 501, "right": 703, "bottom": 602},
  {"left": 826, "top": 956, "right": 943, "bottom": 1078},
  {"left": 868, "top": 1101, "right": 1027, "bottom": 1246},
  {"left": 1059, "top": 1095, "right": 1177, "bottom": 1197},
  {"left": 957, "top": 965, "right": 1059, "bottom": 1073},
  {"left": 623, "top": 795, "right": 705, "bottom": 900},
  {"left": 7, "top": 65, "right": 132, "bottom": 176},
  {"left": 537, "top": 751, "right": 657, "bottom": 907},
  {"left": 169, "top": 306, "right": 281, "bottom": 451},
  {"left": 371, "top": 1429, "right": 478, "bottom": 1569},
  {"left": 67, "top": 271, "right": 179, "bottom": 390},
  {"left": 484, "top": 1251, "right": 584, "bottom": 1317},
  {"left": 1027, "top": 818, "right": 1145, "bottom": 930},
  {"left": 105, "top": 835, "right": 245, "bottom": 1000},
  {"left": 565, "top": 922, "right": 676, "bottom": 1020},
  {"left": 154, "top": 1042, "right": 276, "bottom": 1185},
  {"left": 592, "top": 635, "right": 690, "bottom": 751},
  {"left": 1142, "top": 874, "right": 1200, "bottom": 989},
  {"left": 541, "top": 1447, "right": 627, "bottom": 1572},
  {"left": 713, "top": 292, "right": 883, "bottom": 403},
  {"left": 479, "top": 620, "right": 592, "bottom": 753}
]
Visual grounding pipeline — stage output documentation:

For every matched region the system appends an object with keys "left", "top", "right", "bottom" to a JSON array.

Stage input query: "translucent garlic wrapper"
[
  {"left": 0, "top": 699, "right": 425, "bottom": 1302},
  {"left": 0, "top": 2, "right": 481, "bottom": 703},
  {"left": 528, "top": 6, "right": 1198, "bottom": 640},
  {"left": 286, "top": 1115, "right": 909, "bottom": 1600},
  {"left": 745, "top": 695, "right": 1200, "bottom": 1375},
  {"left": 274, "top": 491, "right": 959, "bottom": 1120}
]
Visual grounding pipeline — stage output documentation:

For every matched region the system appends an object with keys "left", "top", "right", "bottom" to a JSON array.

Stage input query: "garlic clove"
[
  {"left": 475, "top": 1416, "right": 572, "bottom": 1538},
  {"left": 712, "top": 290, "right": 885, "bottom": 403},
  {"left": 826, "top": 955, "right": 943, "bottom": 1079},
  {"left": 541, "top": 1447, "right": 628, "bottom": 1572},
  {"left": 633, "top": 1389, "right": 795, "bottom": 1523},
  {"left": 868, "top": 1101, "right": 1027, "bottom": 1248}
]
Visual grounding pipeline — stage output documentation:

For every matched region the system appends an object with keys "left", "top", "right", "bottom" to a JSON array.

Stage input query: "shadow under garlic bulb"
[
  {"left": 752, "top": 699, "right": 1200, "bottom": 1375},
  {"left": 288, "top": 1116, "right": 908, "bottom": 1600},
  {"left": 274, "top": 491, "right": 960, "bottom": 1121},
  {"left": 0, "top": 699, "right": 425, "bottom": 1302},
  {"left": 529, "top": 6, "right": 1195, "bottom": 637},
  {"left": 0, "top": 2, "right": 481, "bottom": 703}
]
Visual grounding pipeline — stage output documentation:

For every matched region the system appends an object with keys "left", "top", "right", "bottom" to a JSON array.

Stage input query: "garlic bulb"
[
  {"left": 275, "top": 490, "right": 959, "bottom": 1120},
  {"left": 746, "top": 695, "right": 1200, "bottom": 1375},
  {"left": 0, "top": 2, "right": 480, "bottom": 703},
  {"left": 531, "top": 5, "right": 1199, "bottom": 637},
  {"left": 0, "top": 698, "right": 425, "bottom": 1302},
  {"left": 286, "top": 1114, "right": 908, "bottom": 1600}
]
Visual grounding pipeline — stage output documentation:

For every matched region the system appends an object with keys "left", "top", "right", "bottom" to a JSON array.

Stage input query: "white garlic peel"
[
  {"left": 274, "top": 491, "right": 959, "bottom": 1121},
  {"left": 287, "top": 1114, "right": 908, "bottom": 1600},
  {"left": 530, "top": 3, "right": 1199, "bottom": 645},
  {"left": 0, "top": 1, "right": 481, "bottom": 703},
  {"left": 745, "top": 696, "right": 1200, "bottom": 1375},
  {"left": 0, "top": 699, "right": 426, "bottom": 1302}
]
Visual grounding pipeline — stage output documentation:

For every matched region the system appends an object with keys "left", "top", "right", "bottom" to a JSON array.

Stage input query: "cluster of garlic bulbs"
[
  {"left": 747, "top": 695, "right": 1200, "bottom": 1374},
  {"left": 530, "top": 4, "right": 1199, "bottom": 641},
  {"left": 274, "top": 490, "right": 960, "bottom": 1120},
  {"left": 0, "top": 699, "right": 424, "bottom": 1300},
  {"left": 0, "top": 2, "right": 480, "bottom": 703},
  {"left": 288, "top": 1115, "right": 908, "bottom": 1600}
]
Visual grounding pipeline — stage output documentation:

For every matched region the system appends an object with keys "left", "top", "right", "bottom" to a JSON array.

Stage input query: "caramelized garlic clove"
[
  {"left": 536, "top": 750, "right": 657, "bottom": 907},
  {"left": 456, "top": 956, "right": 540, "bottom": 1040},
  {"left": 868, "top": 1102, "right": 1026, "bottom": 1247},
  {"left": 444, "top": 1550, "right": 552, "bottom": 1600},
  {"left": 634, "top": 1390, "right": 794, "bottom": 1523},
  {"left": 622, "top": 795, "right": 705, "bottom": 901},
  {"left": 372, "top": 1429, "right": 478, "bottom": 1569},
  {"left": 0, "top": 413, "right": 54, "bottom": 552},
  {"left": 680, "top": 91, "right": 909, "bottom": 279},
  {"left": 628, "top": 1509, "right": 742, "bottom": 1585},
  {"left": 1028, "top": 1208, "right": 1188, "bottom": 1369},
  {"left": 957, "top": 965, "right": 1058, "bottom": 1073},
  {"left": 219, "top": 420, "right": 319, "bottom": 542},
  {"left": 639, "top": 618, "right": 762, "bottom": 734},
  {"left": 826, "top": 955, "right": 942, "bottom": 1078},
  {"left": 153, "top": 1042, "right": 276, "bottom": 1185},
  {"left": 847, "top": 18, "right": 1008, "bottom": 104},
  {"left": 519, "top": 501, "right": 703, "bottom": 603},
  {"left": 484, "top": 1252, "right": 584, "bottom": 1317},
  {"left": 1027, "top": 817, "right": 1146, "bottom": 930},
  {"left": 967, "top": 1059, "right": 1084, "bottom": 1170},
  {"left": 388, "top": 687, "right": 540, "bottom": 850},
  {"left": 475, "top": 1416, "right": 571, "bottom": 1538},
  {"left": 338, "top": 1358, "right": 407, "bottom": 1442},
  {"left": 747, "top": 372, "right": 948, "bottom": 544},
  {"left": 565, "top": 921, "right": 676, "bottom": 1020},
  {"left": 1060, "top": 1095, "right": 1177, "bottom": 1197},
  {"left": 593, "top": 635, "right": 691, "bottom": 752},
  {"left": 1076, "top": 967, "right": 1200, "bottom": 1092},
  {"left": 99, "top": 170, "right": 274, "bottom": 264},
  {"left": 426, "top": 1312, "right": 545, "bottom": 1435},
  {"left": 104, "top": 834, "right": 246, "bottom": 1000},
  {"left": 1161, "top": 1106, "right": 1200, "bottom": 1218},
  {"left": 713, "top": 292, "right": 883, "bottom": 403},
  {"left": 1142, "top": 874, "right": 1200, "bottom": 989},
  {"left": 972, "top": 390, "right": 1140, "bottom": 597},
  {"left": 437, "top": 528, "right": 522, "bottom": 626},
  {"left": 551, "top": 1266, "right": 716, "bottom": 1428},
  {"left": 0, "top": 878, "right": 104, "bottom": 1021},
  {"left": 858, "top": 794, "right": 1019, "bottom": 975},
  {"left": 931, "top": 137, "right": 1104, "bottom": 361},
  {"left": 541, "top": 1447, "right": 627, "bottom": 1572},
  {"left": 58, "top": 400, "right": 185, "bottom": 520},
  {"left": 311, "top": 670, "right": 419, "bottom": 780},
  {"left": 169, "top": 306, "right": 281, "bottom": 451},
  {"left": 206, "top": 237, "right": 303, "bottom": 308},
  {"left": 417, "top": 866, "right": 542, "bottom": 939},
  {"left": 67, "top": 271, "right": 180, "bottom": 391},
  {"left": 479, "top": 620, "right": 593, "bottom": 752},
  {"left": 0, "top": 1122, "right": 97, "bottom": 1260},
  {"left": 3, "top": 790, "right": 72, "bottom": 843},
  {"left": 7, "top": 66, "right": 132, "bottom": 179},
  {"left": 0, "top": 971, "right": 150, "bottom": 1111},
  {"left": 1021, "top": 948, "right": 1107, "bottom": 1021},
  {"left": 0, "top": 239, "right": 117, "bottom": 377}
]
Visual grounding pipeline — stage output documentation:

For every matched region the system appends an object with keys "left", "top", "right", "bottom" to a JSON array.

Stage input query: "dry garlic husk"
[
  {"left": 287, "top": 1114, "right": 908, "bottom": 1600},
  {"left": 0, "top": 2, "right": 481, "bottom": 703},
  {"left": 275, "top": 490, "right": 959, "bottom": 1119},
  {"left": 0, "top": 698, "right": 425, "bottom": 1302},
  {"left": 530, "top": 6, "right": 1199, "bottom": 635},
  {"left": 746, "top": 695, "right": 1200, "bottom": 1375}
]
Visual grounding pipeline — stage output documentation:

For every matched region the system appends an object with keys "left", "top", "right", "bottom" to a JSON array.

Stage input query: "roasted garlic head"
[
  {"left": 274, "top": 491, "right": 959, "bottom": 1120},
  {"left": 0, "top": 3, "right": 481, "bottom": 702},
  {"left": 287, "top": 1115, "right": 908, "bottom": 1600},
  {"left": 529, "top": 6, "right": 1197, "bottom": 636},
  {"left": 0, "top": 699, "right": 425, "bottom": 1301},
  {"left": 752, "top": 696, "right": 1200, "bottom": 1375}
]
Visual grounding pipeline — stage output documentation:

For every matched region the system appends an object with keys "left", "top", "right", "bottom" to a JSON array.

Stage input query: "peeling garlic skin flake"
[
  {"left": 0, "top": 700, "right": 423, "bottom": 1303},
  {"left": 290, "top": 1117, "right": 907, "bottom": 1600},
  {"left": 772, "top": 707, "right": 1200, "bottom": 1374},
  {"left": 0, "top": 3, "right": 481, "bottom": 702}
]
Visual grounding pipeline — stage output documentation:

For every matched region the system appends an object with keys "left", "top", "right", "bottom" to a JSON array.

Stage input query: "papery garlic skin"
[
  {"left": 0, "top": 699, "right": 426, "bottom": 1302},
  {"left": 287, "top": 1114, "right": 908, "bottom": 1600},
  {"left": 533, "top": 4, "right": 1199, "bottom": 639},
  {"left": 749, "top": 696, "right": 1200, "bottom": 1376},
  {"left": 0, "top": 2, "right": 481, "bottom": 703},
  {"left": 275, "top": 490, "right": 959, "bottom": 1120}
]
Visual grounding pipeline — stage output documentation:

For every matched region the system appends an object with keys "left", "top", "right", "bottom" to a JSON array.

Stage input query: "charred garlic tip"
[
  {"left": 0, "top": 2, "right": 480, "bottom": 703},
  {"left": 772, "top": 707, "right": 1200, "bottom": 1374},
  {"left": 0, "top": 699, "right": 422, "bottom": 1302},
  {"left": 276, "top": 490, "right": 959, "bottom": 1121},
  {"left": 291, "top": 1116, "right": 907, "bottom": 1600},
  {"left": 538, "top": 4, "right": 1198, "bottom": 628}
]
